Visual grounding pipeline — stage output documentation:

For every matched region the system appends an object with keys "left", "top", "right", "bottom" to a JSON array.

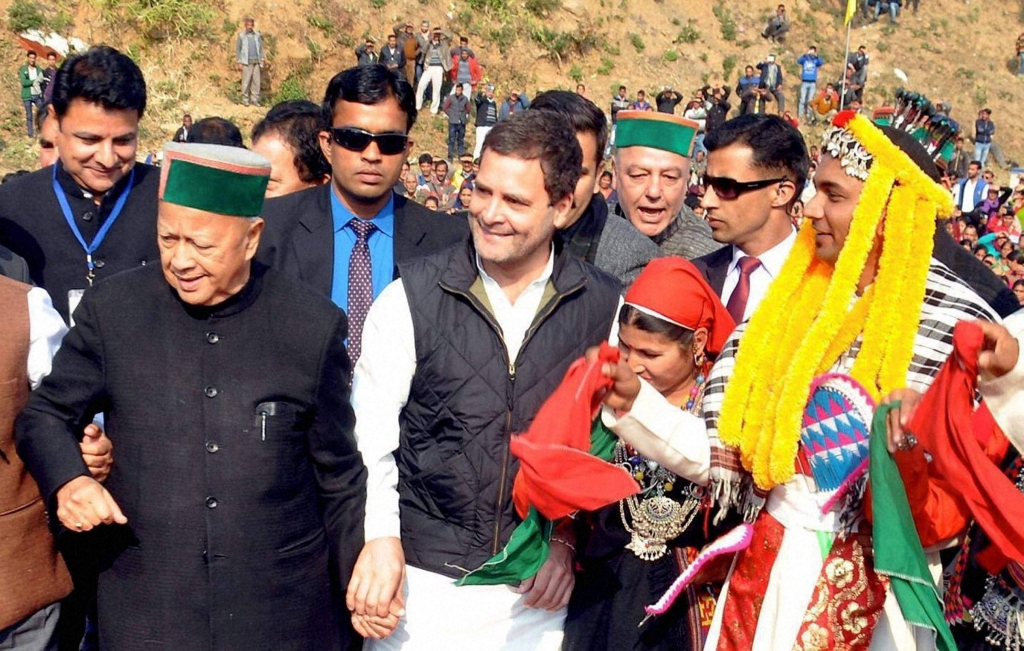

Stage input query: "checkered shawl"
[{"left": 705, "top": 259, "right": 1001, "bottom": 523}]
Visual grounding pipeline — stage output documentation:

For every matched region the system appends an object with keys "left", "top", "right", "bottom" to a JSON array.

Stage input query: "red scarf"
[{"left": 910, "top": 321, "right": 1024, "bottom": 573}]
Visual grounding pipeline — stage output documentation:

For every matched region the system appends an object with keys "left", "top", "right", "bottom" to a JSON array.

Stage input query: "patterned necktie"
[
  {"left": 726, "top": 256, "right": 762, "bottom": 325},
  {"left": 347, "top": 219, "right": 377, "bottom": 362}
]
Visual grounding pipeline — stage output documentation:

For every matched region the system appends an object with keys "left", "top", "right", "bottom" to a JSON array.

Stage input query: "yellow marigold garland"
[{"left": 718, "top": 113, "right": 953, "bottom": 492}]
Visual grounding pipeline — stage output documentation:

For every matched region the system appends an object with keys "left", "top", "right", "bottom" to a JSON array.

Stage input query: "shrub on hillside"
[{"left": 7, "top": 0, "right": 45, "bottom": 33}]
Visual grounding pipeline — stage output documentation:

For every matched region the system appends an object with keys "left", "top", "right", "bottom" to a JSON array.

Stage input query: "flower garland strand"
[{"left": 718, "top": 112, "right": 953, "bottom": 492}]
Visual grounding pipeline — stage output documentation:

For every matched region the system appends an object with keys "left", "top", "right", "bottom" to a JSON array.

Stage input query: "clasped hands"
[{"left": 55, "top": 423, "right": 121, "bottom": 532}]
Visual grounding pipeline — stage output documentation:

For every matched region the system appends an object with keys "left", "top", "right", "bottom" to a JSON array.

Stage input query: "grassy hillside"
[{"left": 1, "top": 0, "right": 1022, "bottom": 177}]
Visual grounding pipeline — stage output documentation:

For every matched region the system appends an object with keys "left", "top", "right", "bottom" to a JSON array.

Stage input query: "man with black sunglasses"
[
  {"left": 693, "top": 114, "right": 807, "bottom": 323},
  {"left": 259, "top": 65, "right": 468, "bottom": 361}
]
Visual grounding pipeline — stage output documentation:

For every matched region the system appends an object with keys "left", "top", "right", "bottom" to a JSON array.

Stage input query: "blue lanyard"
[{"left": 52, "top": 165, "right": 135, "bottom": 284}]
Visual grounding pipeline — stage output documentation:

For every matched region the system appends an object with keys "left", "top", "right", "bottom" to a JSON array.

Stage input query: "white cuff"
[{"left": 601, "top": 379, "right": 710, "bottom": 485}]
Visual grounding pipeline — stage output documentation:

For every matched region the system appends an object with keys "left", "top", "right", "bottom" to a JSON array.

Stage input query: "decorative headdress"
[
  {"left": 867, "top": 89, "right": 961, "bottom": 167},
  {"left": 715, "top": 111, "right": 953, "bottom": 494}
]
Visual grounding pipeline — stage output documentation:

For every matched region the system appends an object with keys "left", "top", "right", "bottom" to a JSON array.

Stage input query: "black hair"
[
  {"left": 322, "top": 64, "right": 416, "bottom": 132},
  {"left": 34, "top": 100, "right": 51, "bottom": 132},
  {"left": 183, "top": 112, "right": 192, "bottom": 119},
  {"left": 959, "top": 238, "right": 973, "bottom": 247},
  {"left": 618, "top": 304, "right": 694, "bottom": 346},
  {"left": 600, "top": 170, "right": 613, "bottom": 181},
  {"left": 418, "top": 153, "right": 433, "bottom": 165},
  {"left": 481, "top": 110, "right": 582, "bottom": 204},
  {"left": 1013, "top": 279, "right": 1024, "bottom": 290},
  {"left": 877, "top": 125, "right": 941, "bottom": 183},
  {"left": 704, "top": 114, "right": 810, "bottom": 190},
  {"left": 190, "top": 117, "right": 244, "bottom": 147},
  {"left": 973, "top": 244, "right": 988, "bottom": 256},
  {"left": 528, "top": 90, "right": 608, "bottom": 167},
  {"left": 252, "top": 99, "right": 331, "bottom": 183},
  {"left": 51, "top": 46, "right": 147, "bottom": 119}
]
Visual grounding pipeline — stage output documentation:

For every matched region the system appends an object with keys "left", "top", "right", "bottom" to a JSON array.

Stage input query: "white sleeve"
[
  {"left": 352, "top": 279, "right": 416, "bottom": 542},
  {"left": 26, "top": 287, "right": 68, "bottom": 390},
  {"left": 979, "top": 311, "right": 1024, "bottom": 449},
  {"left": 600, "top": 379, "right": 710, "bottom": 485}
]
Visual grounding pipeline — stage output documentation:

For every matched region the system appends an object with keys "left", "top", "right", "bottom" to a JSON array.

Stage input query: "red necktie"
[
  {"left": 726, "top": 256, "right": 761, "bottom": 324},
  {"left": 347, "top": 219, "right": 376, "bottom": 362}
]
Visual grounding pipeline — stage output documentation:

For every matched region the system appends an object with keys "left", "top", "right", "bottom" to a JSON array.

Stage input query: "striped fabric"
[{"left": 705, "top": 259, "right": 1001, "bottom": 522}]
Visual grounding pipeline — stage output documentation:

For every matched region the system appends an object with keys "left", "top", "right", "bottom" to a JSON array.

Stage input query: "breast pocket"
[{"left": 253, "top": 401, "right": 310, "bottom": 443}]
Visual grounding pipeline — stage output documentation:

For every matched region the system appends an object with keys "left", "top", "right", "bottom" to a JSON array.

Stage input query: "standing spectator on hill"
[
  {"left": 761, "top": 4, "right": 790, "bottom": 42},
  {"left": 235, "top": 15, "right": 265, "bottom": 106},
  {"left": 355, "top": 39, "right": 379, "bottom": 66},
  {"left": 498, "top": 89, "right": 529, "bottom": 120},
  {"left": 630, "top": 89, "right": 653, "bottom": 111},
  {"left": 442, "top": 83, "right": 471, "bottom": 161},
  {"left": 974, "top": 108, "right": 995, "bottom": 167},
  {"left": 172, "top": 113, "right": 192, "bottom": 142},
  {"left": 949, "top": 136, "right": 970, "bottom": 180},
  {"left": 380, "top": 34, "right": 405, "bottom": 75},
  {"left": 19, "top": 51, "right": 43, "bottom": 137},
  {"left": 393, "top": 22, "right": 418, "bottom": 82},
  {"left": 655, "top": 87, "right": 683, "bottom": 114},
  {"left": 736, "top": 66, "right": 760, "bottom": 115},
  {"left": 608, "top": 85, "right": 631, "bottom": 157},
  {"left": 837, "top": 64, "right": 861, "bottom": 107},
  {"left": 683, "top": 98, "right": 708, "bottom": 155},
  {"left": 796, "top": 45, "right": 824, "bottom": 120},
  {"left": 474, "top": 84, "right": 498, "bottom": 158},
  {"left": 415, "top": 28, "right": 452, "bottom": 114},
  {"left": 451, "top": 35, "right": 475, "bottom": 59},
  {"left": 449, "top": 48, "right": 482, "bottom": 94},
  {"left": 1017, "top": 31, "right": 1024, "bottom": 76},
  {"left": 413, "top": 20, "right": 431, "bottom": 84},
  {"left": 756, "top": 53, "right": 784, "bottom": 113},
  {"left": 40, "top": 51, "right": 57, "bottom": 100},
  {"left": 704, "top": 84, "right": 732, "bottom": 134}
]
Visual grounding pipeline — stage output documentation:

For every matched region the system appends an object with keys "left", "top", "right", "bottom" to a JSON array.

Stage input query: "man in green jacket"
[{"left": 19, "top": 51, "right": 44, "bottom": 137}]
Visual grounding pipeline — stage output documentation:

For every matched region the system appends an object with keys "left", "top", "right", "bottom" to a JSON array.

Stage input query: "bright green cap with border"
[
  {"left": 614, "top": 111, "right": 699, "bottom": 158},
  {"left": 160, "top": 143, "right": 271, "bottom": 217}
]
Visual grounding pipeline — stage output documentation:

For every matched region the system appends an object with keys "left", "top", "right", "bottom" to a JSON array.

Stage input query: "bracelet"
[{"left": 551, "top": 535, "right": 576, "bottom": 553}]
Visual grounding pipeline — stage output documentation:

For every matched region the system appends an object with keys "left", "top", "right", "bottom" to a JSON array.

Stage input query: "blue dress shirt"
[{"left": 329, "top": 189, "right": 395, "bottom": 314}]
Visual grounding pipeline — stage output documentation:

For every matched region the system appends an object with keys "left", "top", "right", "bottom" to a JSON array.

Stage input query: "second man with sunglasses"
[
  {"left": 692, "top": 114, "right": 808, "bottom": 322},
  {"left": 259, "top": 65, "right": 468, "bottom": 361}
]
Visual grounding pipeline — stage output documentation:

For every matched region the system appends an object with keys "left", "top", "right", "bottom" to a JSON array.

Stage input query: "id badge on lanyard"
[{"left": 52, "top": 165, "right": 135, "bottom": 288}]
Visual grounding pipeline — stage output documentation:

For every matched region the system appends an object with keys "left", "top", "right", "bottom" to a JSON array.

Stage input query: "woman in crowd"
[
  {"left": 564, "top": 258, "right": 735, "bottom": 651},
  {"left": 597, "top": 170, "right": 617, "bottom": 208},
  {"left": 449, "top": 182, "right": 473, "bottom": 213}
]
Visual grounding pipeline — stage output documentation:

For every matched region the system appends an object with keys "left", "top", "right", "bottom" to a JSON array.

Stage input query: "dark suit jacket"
[
  {"left": 692, "top": 244, "right": 733, "bottom": 298},
  {"left": 16, "top": 264, "right": 363, "bottom": 651},
  {"left": 258, "top": 184, "right": 470, "bottom": 296},
  {"left": 692, "top": 229, "right": 1020, "bottom": 317}
]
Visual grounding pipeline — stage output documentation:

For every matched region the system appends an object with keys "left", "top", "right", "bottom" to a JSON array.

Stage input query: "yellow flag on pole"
[{"left": 845, "top": 0, "right": 857, "bottom": 24}]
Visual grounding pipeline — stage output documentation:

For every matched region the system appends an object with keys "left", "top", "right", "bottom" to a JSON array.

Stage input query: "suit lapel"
[
  {"left": 392, "top": 195, "right": 428, "bottom": 278},
  {"left": 707, "top": 247, "right": 731, "bottom": 297},
  {"left": 293, "top": 185, "right": 335, "bottom": 295}
]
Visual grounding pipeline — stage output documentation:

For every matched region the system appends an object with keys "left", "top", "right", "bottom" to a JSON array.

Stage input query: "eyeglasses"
[
  {"left": 700, "top": 174, "right": 789, "bottom": 200},
  {"left": 327, "top": 127, "right": 409, "bottom": 156}
]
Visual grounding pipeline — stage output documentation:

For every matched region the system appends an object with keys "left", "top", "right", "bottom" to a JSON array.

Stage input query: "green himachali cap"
[
  {"left": 159, "top": 143, "right": 271, "bottom": 217},
  {"left": 614, "top": 111, "right": 700, "bottom": 158}
]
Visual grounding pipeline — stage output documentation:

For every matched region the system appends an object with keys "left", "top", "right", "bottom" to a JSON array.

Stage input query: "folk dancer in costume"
[
  {"left": 700, "top": 111, "right": 1000, "bottom": 650},
  {"left": 563, "top": 258, "right": 735, "bottom": 651},
  {"left": 16, "top": 143, "right": 366, "bottom": 651}
]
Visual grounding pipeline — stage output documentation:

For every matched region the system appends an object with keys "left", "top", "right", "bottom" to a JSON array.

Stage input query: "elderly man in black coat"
[{"left": 16, "top": 143, "right": 366, "bottom": 651}]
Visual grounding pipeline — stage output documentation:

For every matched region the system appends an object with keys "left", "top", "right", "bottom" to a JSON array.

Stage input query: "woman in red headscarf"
[{"left": 564, "top": 258, "right": 735, "bottom": 651}]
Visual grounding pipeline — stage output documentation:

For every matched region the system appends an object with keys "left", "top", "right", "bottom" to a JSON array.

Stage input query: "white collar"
[
  {"left": 474, "top": 245, "right": 555, "bottom": 297},
  {"left": 727, "top": 228, "right": 797, "bottom": 279}
]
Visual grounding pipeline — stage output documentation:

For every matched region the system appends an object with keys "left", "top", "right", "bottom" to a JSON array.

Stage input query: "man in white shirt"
[
  {"left": 953, "top": 160, "right": 987, "bottom": 214},
  {"left": 692, "top": 114, "right": 809, "bottom": 321},
  {"left": 345, "top": 110, "right": 622, "bottom": 649}
]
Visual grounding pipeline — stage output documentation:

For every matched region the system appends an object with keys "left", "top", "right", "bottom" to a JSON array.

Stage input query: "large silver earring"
[{"left": 693, "top": 348, "right": 705, "bottom": 368}]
